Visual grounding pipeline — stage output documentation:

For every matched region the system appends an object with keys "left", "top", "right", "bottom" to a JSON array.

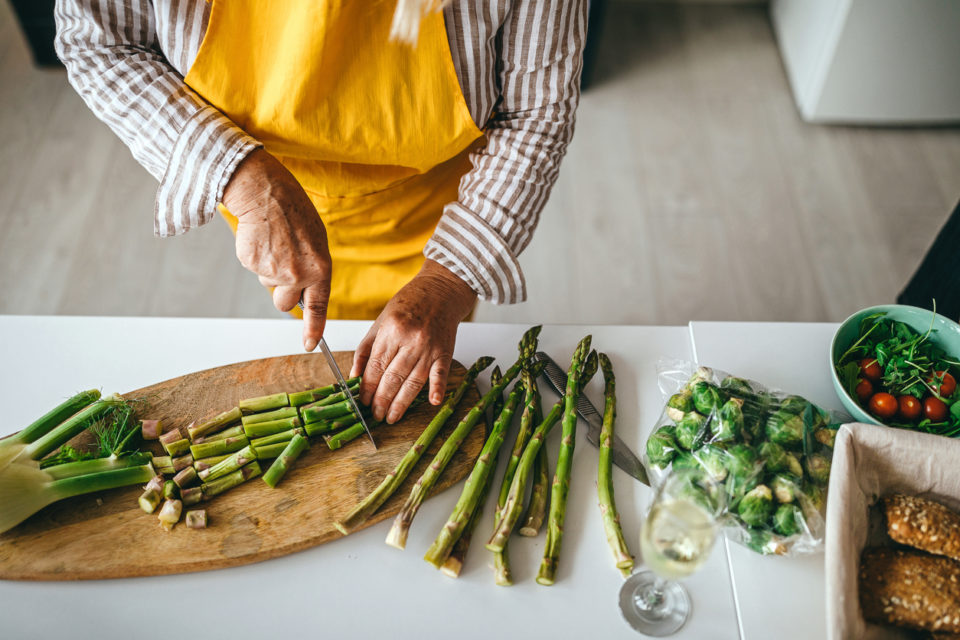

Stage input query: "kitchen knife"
[
  {"left": 532, "top": 351, "right": 649, "bottom": 485},
  {"left": 298, "top": 301, "right": 376, "bottom": 450}
]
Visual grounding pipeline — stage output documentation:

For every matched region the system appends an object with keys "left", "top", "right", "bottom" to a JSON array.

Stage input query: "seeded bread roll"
[
  {"left": 884, "top": 494, "right": 960, "bottom": 562},
  {"left": 859, "top": 548, "right": 960, "bottom": 634}
]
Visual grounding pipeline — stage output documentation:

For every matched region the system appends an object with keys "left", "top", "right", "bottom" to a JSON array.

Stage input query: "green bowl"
[{"left": 830, "top": 304, "right": 960, "bottom": 425}]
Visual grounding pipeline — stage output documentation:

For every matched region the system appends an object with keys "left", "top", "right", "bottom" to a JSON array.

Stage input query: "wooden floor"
[{"left": 1, "top": 2, "right": 958, "bottom": 326}]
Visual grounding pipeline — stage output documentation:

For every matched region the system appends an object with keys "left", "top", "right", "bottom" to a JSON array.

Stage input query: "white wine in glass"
[{"left": 619, "top": 469, "right": 724, "bottom": 636}]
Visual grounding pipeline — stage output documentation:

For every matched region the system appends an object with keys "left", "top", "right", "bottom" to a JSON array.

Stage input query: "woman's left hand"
[{"left": 350, "top": 260, "right": 477, "bottom": 424}]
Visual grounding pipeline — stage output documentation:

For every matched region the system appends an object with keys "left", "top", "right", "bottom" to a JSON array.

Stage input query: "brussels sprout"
[
  {"left": 687, "top": 367, "right": 713, "bottom": 387},
  {"left": 665, "top": 389, "right": 695, "bottom": 422},
  {"left": 646, "top": 426, "right": 678, "bottom": 467},
  {"left": 804, "top": 453, "right": 832, "bottom": 485},
  {"left": 773, "top": 503, "right": 804, "bottom": 537},
  {"left": 744, "top": 527, "right": 789, "bottom": 556},
  {"left": 784, "top": 452, "right": 804, "bottom": 478},
  {"left": 692, "top": 381, "right": 723, "bottom": 416},
  {"left": 765, "top": 410, "right": 804, "bottom": 449},
  {"left": 720, "top": 376, "right": 754, "bottom": 397},
  {"left": 726, "top": 444, "right": 759, "bottom": 483},
  {"left": 770, "top": 474, "right": 798, "bottom": 503},
  {"left": 759, "top": 441, "right": 788, "bottom": 474},
  {"left": 671, "top": 452, "right": 700, "bottom": 472},
  {"left": 695, "top": 445, "right": 728, "bottom": 481},
  {"left": 814, "top": 427, "right": 838, "bottom": 449},
  {"left": 778, "top": 395, "right": 809, "bottom": 414},
  {"left": 713, "top": 398, "right": 744, "bottom": 443},
  {"left": 801, "top": 482, "right": 826, "bottom": 512},
  {"left": 675, "top": 412, "right": 708, "bottom": 451},
  {"left": 738, "top": 484, "right": 773, "bottom": 527}
]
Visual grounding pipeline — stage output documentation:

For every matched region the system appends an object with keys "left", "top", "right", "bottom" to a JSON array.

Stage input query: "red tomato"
[
  {"left": 855, "top": 379, "right": 874, "bottom": 403},
  {"left": 923, "top": 396, "right": 949, "bottom": 422},
  {"left": 929, "top": 371, "right": 957, "bottom": 398},
  {"left": 859, "top": 358, "right": 882, "bottom": 382},
  {"left": 868, "top": 392, "right": 899, "bottom": 420},
  {"left": 897, "top": 395, "right": 922, "bottom": 422}
]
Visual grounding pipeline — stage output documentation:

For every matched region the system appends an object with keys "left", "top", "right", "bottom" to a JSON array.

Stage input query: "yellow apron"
[{"left": 185, "top": 0, "right": 483, "bottom": 319}]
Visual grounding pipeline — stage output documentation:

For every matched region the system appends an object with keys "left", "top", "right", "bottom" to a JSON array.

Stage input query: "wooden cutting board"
[{"left": 0, "top": 352, "right": 483, "bottom": 580}]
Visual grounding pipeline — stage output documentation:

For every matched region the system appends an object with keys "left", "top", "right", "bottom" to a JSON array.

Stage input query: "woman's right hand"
[{"left": 222, "top": 148, "right": 332, "bottom": 351}]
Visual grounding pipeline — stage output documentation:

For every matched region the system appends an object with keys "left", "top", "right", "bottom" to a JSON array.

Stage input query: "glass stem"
[{"left": 641, "top": 575, "right": 669, "bottom": 611}]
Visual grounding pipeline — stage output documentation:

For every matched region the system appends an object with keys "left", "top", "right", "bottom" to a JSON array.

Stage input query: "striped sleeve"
[
  {"left": 54, "top": 0, "right": 261, "bottom": 237},
  {"left": 425, "top": 0, "right": 588, "bottom": 304}
]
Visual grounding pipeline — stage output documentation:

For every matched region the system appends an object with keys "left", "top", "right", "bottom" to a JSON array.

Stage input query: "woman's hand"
[
  {"left": 351, "top": 260, "right": 477, "bottom": 424},
  {"left": 222, "top": 149, "right": 332, "bottom": 351}
]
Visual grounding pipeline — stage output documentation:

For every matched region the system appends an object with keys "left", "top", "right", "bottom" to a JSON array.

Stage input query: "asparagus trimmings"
[
  {"left": 141, "top": 419, "right": 163, "bottom": 440},
  {"left": 173, "top": 465, "right": 198, "bottom": 489},
  {"left": 423, "top": 377, "right": 523, "bottom": 568},
  {"left": 334, "top": 355, "right": 495, "bottom": 535},
  {"left": 180, "top": 486, "right": 203, "bottom": 506},
  {"left": 537, "top": 337, "right": 595, "bottom": 586},
  {"left": 190, "top": 435, "right": 249, "bottom": 460},
  {"left": 163, "top": 479, "right": 179, "bottom": 500},
  {"left": 158, "top": 498, "right": 182, "bottom": 531},
  {"left": 263, "top": 434, "right": 309, "bottom": 488},
  {"left": 188, "top": 407, "right": 243, "bottom": 440},
  {"left": 198, "top": 445, "right": 257, "bottom": 482},
  {"left": 162, "top": 438, "right": 191, "bottom": 458},
  {"left": 139, "top": 489, "right": 161, "bottom": 513},
  {"left": 487, "top": 346, "right": 598, "bottom": 555},
  {"left": 185, "top": 510, "right": 207, "bottom": 528},
  {"left": 239, "top": 393, "right": 289, "bottom": 414},
  {"left": 385, "top": 326, "right": 541, "bottom": 550},
  {"left": 596, "top": 354, "right": 634, "bottom": 577},
  {"left": 240, "top": 406, "right": 299, "bottom": 427},
  {"left": 152, "top": 455, "right": 175, "bottom": 474},
  {"left": 172, "top": 454, "right": 194, "bottom": 472}
]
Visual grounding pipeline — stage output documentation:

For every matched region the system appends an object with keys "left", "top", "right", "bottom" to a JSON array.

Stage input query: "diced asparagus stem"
[
  {"left": 263, "top": 434, "right": 309, "bottom": 488},
  {"left": 14, "top": 389, "right": 101, "bottom": 445},
  {"left": 189, "top": 435, "right": 249, "bottom": 460},
  {"left": 242, "top": 417, "right": 302, "bottom": 439},
  {"left": 158, "top": 428, "right": 183, "bottom": 446},
  {"left": 158, "top": 499, "right": 183, "bottom": 530},
  {"left": 139, "top": 488, "right": 162, "bottom": 513},
  {"left": 185, "top": 510, "right": 208, "bottom": 529},
  {"left": 334, "top": 355, "right": 496, "bottom": 534},
  {"left": 193, "top": 424, "right": 245, "bottom": 444},
  {"left": 23, "top": 394, "right": 122, "bottom": 460},
  {"left": 596, "top": 354, "right": 635, "bottom": 576},
  {"left": 301, "top": 400, "right": 357, "bottom": 425},
  {"left": 140, "top": 419, "right": 163, "bottom": 440},
  {"left": 152, "top": 455, "right": 175, "bottom": 474},
  {"left": 423, "top": 376, "right": 522, "bottom": 568},
  {"left": 255, "top": 442, "right": 289, "bottom": 460},
  {"left": 144, "top": 474, "right": 165, "bottom": 493},
  {"left": 488, "top": 349, "right": 598, "bottom": 554},
  {"left": 240, "top": 406, "right": 299, "bottom": 427},
  {"left": 537, "top": 337, "right": 594, "bottom": 586},
  {"left": 172, "top": 454, "right": 194, "bottom": 472},
  {"left": 173, "top": 465, "right": 198, "bottom": 489},
  {"left": 385, "top": 326, "right": 541, "bottom": 549},
  {"left": 201, "top": 461, "right": 262, "bottom": 497},
  {"left": 162, "top": 438, "right": 191, "bottom": 458},
  {"left": 199, "top": 445, "right": 257, "bottom": 481},
  {"left": 180, "top": 486, "right": 203, "bottom": 506},
  {"left": 193, "top": 454, "right": 231, "bottom": 472},
  {"left": 188, "top": 407, "right": 243, "bottom": 440},
  {"left": 239, "top": 392, "right": 289, "bottom": 414},
  {"left": 324, "top": 419, "right": 383, "bottom": 450},
  {"left": 312, "top": 383, "right": 361, "bottom": 407},
  {"left": 163, "top": 479, "right": 179, "bottom": 500},
  {"left": 251, "top": 428, "right": 304, "bottom": 448}
]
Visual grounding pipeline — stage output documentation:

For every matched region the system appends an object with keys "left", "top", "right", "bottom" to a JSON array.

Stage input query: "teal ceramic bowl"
[{"left": 830, "top": 304, "right": 960, "bottom": 425}]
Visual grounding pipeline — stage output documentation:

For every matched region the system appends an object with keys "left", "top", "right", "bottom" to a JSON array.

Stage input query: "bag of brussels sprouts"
[{"left": 645, "top": 359, "right": 844, "bottom": 556}]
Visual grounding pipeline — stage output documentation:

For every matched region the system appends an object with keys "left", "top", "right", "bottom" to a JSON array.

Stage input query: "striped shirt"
[{"left": 54, "top": 0, "right": 587, "bottom": 304}]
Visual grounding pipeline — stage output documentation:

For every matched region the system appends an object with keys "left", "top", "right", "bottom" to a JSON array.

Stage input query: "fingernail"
[
  {"left": 431, "top": 392, "right": 442, "bottom": 404},
  {"left": 304, "top": 338, "right": 317, "bottom": 352},
  {"left": 373, "top": 405, "right": 385, "bottom": 422},
  {"left": 387, "top": 410, "right": 399, "bottom": 424}
]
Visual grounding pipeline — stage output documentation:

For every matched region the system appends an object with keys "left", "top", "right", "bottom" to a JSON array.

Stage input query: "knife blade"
[
  {"left": 317, "top": 337, "right": 377, "bottom": 450},
  {"left": 532, "top": 351, "right": 649, "bottom": 485}
]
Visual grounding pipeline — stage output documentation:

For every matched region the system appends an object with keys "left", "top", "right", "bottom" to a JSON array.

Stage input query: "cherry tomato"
[
  {"left": 859, "top": 358, "right": 882, "bottom": 382},
  {"left": 928, "top": 371, "right": 957, "bottom": 398},
  {"left": 868, "top": 392, "right": 899, "bottom": 420},
  {"left": 923, "top": 396, "right": 949, "bottom": 422},
  {"left": 897, "top": 395, "right": 922, "bottom": 422},
  {"left": 854, "top": 379, "right": 874, "bottom": 403}
]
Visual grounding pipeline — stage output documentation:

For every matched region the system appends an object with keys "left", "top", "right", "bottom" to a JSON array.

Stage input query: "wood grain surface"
[{"left": 0, "top": 352, "right": 483, "bottom": 580}]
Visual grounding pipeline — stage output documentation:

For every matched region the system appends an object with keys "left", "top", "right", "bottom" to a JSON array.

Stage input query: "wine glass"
[{"left": 619, "top": 468, "right": 726, "bottom": 636}]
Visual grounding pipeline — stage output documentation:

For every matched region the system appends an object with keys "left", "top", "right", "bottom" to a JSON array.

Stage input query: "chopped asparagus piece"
[
  {"left": 139, "top": 488, "right": 162, "bottom": 513},
  {"left": 239, "top": 392, "right": 289, "bottom": 414}
]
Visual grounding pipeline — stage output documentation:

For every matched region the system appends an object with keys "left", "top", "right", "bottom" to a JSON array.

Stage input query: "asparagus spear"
[
  {"left": 242, "top": 417, "right": 302, "bottom": 439},
  {"left": 198, "top": 445, "right": 257, "bottom": 481},
  {"left": 201, "top": 461, "right": 262, "bottom": 497},
  {"left": 262, "top": 434, "right": 309, "bottom": 488},
  {"left": 324, "top": 421, "right": 380, "bottom": 450},
  {"left": 239, "top": 392, "right": 289, "bottom": 414},
  {"left": 596, "top": 353, "right": 634, "bottom": 577},
  {"left": 240, "top": 406, "right": 299, "bottom": 426},
  {"left": 300, "top": 399, "right": 357, "bottom": 425},
  {"left": 192, "top": 424, "right": 245, "bottom": 444},
  {"left": 334, "top": 355, "right": 496, "bottom": 534},
  {"left": 254, "top": 441, "right": 288, "bottom": 460},
  {"left": 190, "top": 435, "right": 249, "bottom": 460},
  {"left": 519, "top": 444, "right": 549, "bottom": 536},
  {"left": 288, "top": 377, "right": 360, "bottom": 407},
  {"left": 537, "top": 336, "right": 594, "bottom": 586},
  {"left": 385, "top": 326, "right": 541, "bottom": 550},
  {"left": 312, "top": 383, "right": 361, "bottom": 407},
  {"left": 188, "top": 407, "right": 242, "bottom": 440},
  {"left": 440, "top": 370, "right": 501, "bottom": 578},
  {"left": 423, "top": 377, "right": 522, "bottom": 568},
  {"left": 487, "top": 348, "right": 598, "bottom": 554},
  {"left": 251, "top": 427, "right": 304, "bottom": 449}
]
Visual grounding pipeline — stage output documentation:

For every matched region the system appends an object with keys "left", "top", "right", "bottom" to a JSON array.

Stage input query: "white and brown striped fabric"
[{"left": 54, "top": 0, "right": 587, "bottom": 304}]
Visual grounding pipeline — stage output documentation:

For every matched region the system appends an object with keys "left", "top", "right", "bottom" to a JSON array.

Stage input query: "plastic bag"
[{"left": 645, "top": 359, "right": 845, "bottom": 556}]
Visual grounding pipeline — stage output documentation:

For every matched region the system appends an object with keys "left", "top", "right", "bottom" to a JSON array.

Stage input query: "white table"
[{"left": 0, "top": 317, "right": 742, "bottom": 640}]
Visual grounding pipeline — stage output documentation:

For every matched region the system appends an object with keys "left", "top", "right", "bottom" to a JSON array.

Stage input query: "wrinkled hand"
[
  {"left": 223, "top": 148, "right": 332, "bottom": 351},
  {"left": 350, "top": 260, "right": 477, "bottom": 424}
]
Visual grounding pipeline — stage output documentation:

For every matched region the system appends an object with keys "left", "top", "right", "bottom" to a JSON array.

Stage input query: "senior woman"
[{"left": 55, "top": 0, "right": 587, "bottom": 422}]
